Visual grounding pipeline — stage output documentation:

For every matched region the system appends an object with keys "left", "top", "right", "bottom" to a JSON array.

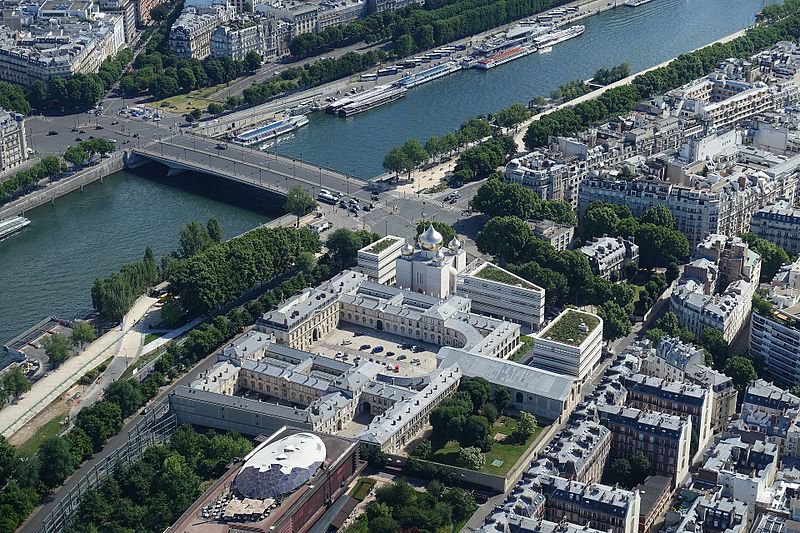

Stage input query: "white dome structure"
[
  {"left": 432, "top": 248, "right": 445, "bottom": 263},
  {"left": 234, "top": 433, "right": 326, "bottom": 500},
  {"left": 418, "top": 224, "right": 443, "bottom": 250},
  {"left": 401, "top": 242, "right": 414, "bottom": 256},
  {"left": 448, "top": 236, "right": 461, "bottom": 250}
]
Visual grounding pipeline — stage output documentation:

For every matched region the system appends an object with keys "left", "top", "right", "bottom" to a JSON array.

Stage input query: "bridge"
[{"left": 130, "top": 133, "right": 371, "bottom": 198}]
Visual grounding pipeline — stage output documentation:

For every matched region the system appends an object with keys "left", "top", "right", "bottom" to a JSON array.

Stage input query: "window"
[{"left": 516, "top": 392, "right": 523, "bottom": 403}]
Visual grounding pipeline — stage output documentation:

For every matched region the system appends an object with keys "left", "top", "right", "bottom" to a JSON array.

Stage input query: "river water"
[
  {"left": 0, "top": 169, "right": 278, "bottom": 343},
  {"left": 0, "top": 0, "right": 772, "bottom": 342},
  {"left": 273, "top": 0, "right": 774, "bottom": 177}
]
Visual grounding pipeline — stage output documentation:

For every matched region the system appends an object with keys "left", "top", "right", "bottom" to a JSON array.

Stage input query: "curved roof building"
[{"left": 234, "top": 432, "right": 326, "bottom": 499}]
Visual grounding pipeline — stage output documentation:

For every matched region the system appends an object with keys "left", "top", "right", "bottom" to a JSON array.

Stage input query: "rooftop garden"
[
  {"left": 542, "top": 310, "right": 600, "bottom": 346},
  {"left": 510, "top": 335, "right": 535, "bottom": 362},
  {"left": 475, "top": 264, "right": 536, "bottom": 289},
  {"left": 366, "top": 237, "right": 399, "bottom": 255}
]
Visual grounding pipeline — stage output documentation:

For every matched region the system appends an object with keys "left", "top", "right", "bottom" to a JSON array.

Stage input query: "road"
[{"left": 134, "top": 133, "right": 368, "bottom": 198}]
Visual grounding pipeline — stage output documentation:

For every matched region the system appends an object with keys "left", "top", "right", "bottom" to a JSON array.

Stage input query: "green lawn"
[
  {"left": 144, "top": 333, "right": 161, "bottom": 345},
  {"left": 146, "top": 80, "right": 245, "bottom": 114},
  {"left": 510, "top": 335, "right": 535, "bottom": 362},
  {"left": 16, "top": 411, "right": 67, "bottom": 457},
  {"left": 431, "top": 417, "right": 543, "bottom": 476},
  {"left": 349, "top": 477, "right": 376, "bottom": 501}
]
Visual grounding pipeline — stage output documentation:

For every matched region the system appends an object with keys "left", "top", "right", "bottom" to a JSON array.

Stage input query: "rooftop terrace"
[{"left": 540, "top": 310, "right": 600, "bottom": 346}]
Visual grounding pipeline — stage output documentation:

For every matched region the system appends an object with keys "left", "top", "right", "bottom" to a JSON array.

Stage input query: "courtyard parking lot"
[{"left": 313, "top": 323, "right": 439, "bottom": 378}]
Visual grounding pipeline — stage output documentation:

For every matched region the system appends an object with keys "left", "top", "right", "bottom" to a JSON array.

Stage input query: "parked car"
[
  {"left": 372, "top": 346, "right": 384, "bottom": 353},
  {"left": 341, "top": 340, "right": 352, "bottom": 345},
  {"left": 386, "top": 351, "right": 395, "bottom": 357},
  {"left": 397, "top": 355, "right": 407, "bottom": 360},
  {"left": 359, "top": 344, "right": 371, "bottom": 351},
  {"left": 47, "top": 130, "right": 58, "bottom": 136}
]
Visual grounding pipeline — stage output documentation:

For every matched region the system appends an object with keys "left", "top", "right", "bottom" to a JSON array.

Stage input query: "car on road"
[
  {"left": 110, "top": 139, "right": 117, "bottom": 144},
  {"left": 371, "top": 193, "right": 379, "bottom": 201},
  {"left": 216, "top": 143, "right": 227, "bottom": 150},
  {"left": 111, "top": 120, "right": 119, "bottom": 125},
  {"left": 349, "top": 206, "right": 359, "bottom": 214},
  {"left": 48, "top": 130, "right": 58, "bottom": 135},
  {"left": 338, "top": 200, "right": 348, "bottom": 208},
  {"left": 353, "top": 331, "right": 363, "bottom": 337},
  {"left": 372, "top": 346, "right": 384, "bottom": 353},
  {"left": 75, "top": 137, "right": 83, "bottom": 142},
  {"left": 412, "top": 346, "right": 424, "bottom": 353},
  {"left": 79, "top": 129, "right": 85, "bottom": 134},
  {"left": 359, "top": 344, "right": 371, "bottom": 351},
  {"left": 96, "top": 125, "right": 104, "bottom": 130}
]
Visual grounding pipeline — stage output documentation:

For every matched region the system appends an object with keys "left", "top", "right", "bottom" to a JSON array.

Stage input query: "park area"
[
  {"left": 431, "top": 415, "right": 543, "bottom": 475},
  {"left": 411, "top": 377, "right": 544, "bottom": 476}
]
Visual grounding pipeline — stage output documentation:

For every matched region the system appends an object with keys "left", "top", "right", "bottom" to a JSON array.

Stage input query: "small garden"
[
  {"left": 509, "top": 335, "right": 535, "bottom": 362},
  {"left": 412, "top": 378, "right": 542, "bottom": 476},
  {"left": 475, "top": 264, "right": 537, "bottom": 290}
]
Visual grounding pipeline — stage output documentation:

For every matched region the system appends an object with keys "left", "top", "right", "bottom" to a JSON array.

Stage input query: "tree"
[
  {"left": 326, "top": 228, "right": 377, "bottom": 267},
  {"left": 360, "top": 444, "right": 387, "bottom": 467},
  {"left": 105, "top": 380, "right": 144, "bottom": 418},
  {"left": 581, "top": 204, "right": 621, "bottom": 239},
  {"left": 741, "top": 233, "right": 792, "bottom": 282},
  {"left": 513, "top": 411, "right": 537, "bottom": 443},
  {"left": 0, "top": 436, "right": 15, "bottom": 486},
  {"left": 461, "top": 415, "right": 490, "bottom": 449},
  {"left": 206, "top": 217, "right": 223, "bottom": 243},
  {"left": 284, "top": 186, "right": 317, "bottom": 226},
  {"left": 178, "top": 220, "right": 211, "bottom": 258},
  {"left": 640, "top": 205, "right": 675, "bottom": 229},
  {"left": 383, "top": 148, "right": 411, "bottom": 180},
  {"left": 493, "top": 386, "right": 511, "bottom": 413},
  {"left": 630, "top": 452, "right": 652, "bottom": 483},
  {"left": 444, "top": 487, "right": 477, "bottom": 521},
  {"left": 1, "top": 367, "right": 30, "bottom": 401},
  {"left": 460, "top": 377, "right": 491, "bottom": 413},
  {"left": 481, "top": 403, "right": 498, "bottom": 424},
  {"left": 724, "top": 356, "right": 757, "bottom": 391},
  {"left": 636, "top": 223, "right": 689, "bottom": 269},
  {"left": 43, "top": 333, "right": 73, "bottom": 368},
  {"left": 476, "top": 216, "right": 533, "bottom": 265},
  {"left": 457, "top": 446, "right": 485, "bottom": 470},
  {"left": 189, "top": 108, "right": 202, "bottom": 120},
  {"left": 608, "top": 458, "right": 631, "bottom": 486},
  {"left": 494, "top": 103, "right": 531, "bottom": 129},
  {"left": 64, "top": 145, "right": 88, "bottom": 167},
  {"left": 177, "top": 68, "right": 196, "bottom": 91},
  {"left": 71, "top": 321, "right": 96, "bottom": 348},
  {"left": 645, "top": 327, "right": 666, "bottom": 344},
  {"left": 245, "top": 51, "right": 262, "bottom": 72},
  {"left": 206, "top": 102, "right": 224, "bottom": 115},
  {"left": 599, "top": 302, "right": 631, "bottom": 341},
  {"left": 413, "top": 439, "right": 432, "bottom": 460},
  {"left": 38, "top": 437, "right": 76, "bottom": 488},
  {"left": 700, "top": 328, "right": 729, "bottom": 368},
  {"left": 400, "top": 139, "right": 428, "bottom": 176}
]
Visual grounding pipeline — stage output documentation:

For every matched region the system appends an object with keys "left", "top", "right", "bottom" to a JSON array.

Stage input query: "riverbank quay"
[
  {"left": 190, "top": 0, "right": 625, "bottom": 138},
  {"left": 0, "top": 292, "right": 158, "bottom": 439},
  {"left": 0, "top": 153, "right": 125, "bottom": 219}
]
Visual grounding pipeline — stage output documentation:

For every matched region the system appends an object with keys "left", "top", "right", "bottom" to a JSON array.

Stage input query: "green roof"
[
  {"left": 366, "top": 237, "right": 399, "bottom": 255},
  {"left": 475, "top": 265, "right": 536, "bottom": 289},
  {"left": 541, "top": 310, "right": 600, "bottom": 346}
]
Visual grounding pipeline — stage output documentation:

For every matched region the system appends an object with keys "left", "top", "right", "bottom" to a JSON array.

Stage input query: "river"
[
  {"left": 0, "top": 0, "right": 773, "bottom": 342},
  {"left": 0, "top": 168, "right": 278, "bottom": 343},
  {"left": 273, "top": 0, "right": 775, "bottom": 178}
]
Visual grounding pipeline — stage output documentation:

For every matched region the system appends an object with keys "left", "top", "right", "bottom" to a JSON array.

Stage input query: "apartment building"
[
  {"left": 622, "top": 373, "right": 713, "bottom": 454},
  {"left": 96, "top": 0, "right": 137, "bottom": 42},
  {"left": 0, "top": 109, "right": 27, "bottom": 172},
  {"left": 579, "top": 235, "right": 639, "bottom": 280},
  {"left": 729, "top": 380, "right": 800, "bottom": 458},
  {"left": 169, "top": 4, "right": 233, "bottom": 59},
  {"left": 671, "top": 234, "right": 761, "bottom": 343},
  {"left": 597, "top": 404, "right": 692, "bottom": 487},
  {"left": 750, "top": 258, "right": 800, "bottom": 388},
  {"left": 530, "top": 219, "right": 574, "bottom": 251},
  {"left": 641, "top": 337, "right": 738, "bottom": 429},
  {"left": 697, "top": 437, "right": 778, "bottom": 505},
  {"left": 210, "top": 15, "right": 279, "bottom": 60},
  {"left": 534, "top": 474, "right": 641, "bottom": 533},
  {"left": 750, "top": 200, "right": 800, "bottom": 256},
  {"left": 540, "top": 421, "right": 611, "bottom": 484}
]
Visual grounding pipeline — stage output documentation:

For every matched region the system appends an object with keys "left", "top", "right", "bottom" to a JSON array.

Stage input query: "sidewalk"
[{"left": 0, "top": 293, "right": 157, "bottom": 439}]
